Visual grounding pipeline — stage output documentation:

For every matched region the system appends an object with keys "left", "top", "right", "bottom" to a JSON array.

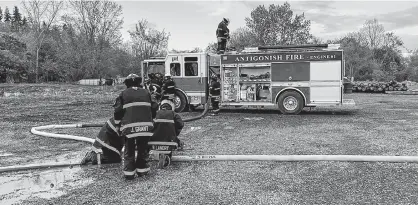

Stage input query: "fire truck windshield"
[{"left": 143, "top": 61, "right": 165, "bottom": 78}]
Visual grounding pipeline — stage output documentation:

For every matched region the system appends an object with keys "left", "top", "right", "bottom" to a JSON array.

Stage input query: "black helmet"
[{"left": 124, "top": 73, "right": 142, "bottom": 88}]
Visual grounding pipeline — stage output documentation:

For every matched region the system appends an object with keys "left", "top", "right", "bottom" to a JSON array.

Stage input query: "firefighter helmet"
[
  {"left": 124, "top": 73, "right": 141, "bottom": 87},
  {"left": 165, "top": 73, "right": 171, "bottom": 77},
  {"left": 211, "top": 73, "right": 220, "bottom": 80},
  {"left": 160, "top": 100, "right": 175, "bottom": 111},
  {"left": 223, "top": 18, "right": 230, "bottom": 24}
]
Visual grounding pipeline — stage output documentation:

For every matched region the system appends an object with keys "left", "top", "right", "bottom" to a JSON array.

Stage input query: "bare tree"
[
  {"left": 129, "top": 19, "right": 170, "bottom": 60},
  {"left": 22, "top": 0, "right": 64, "bottom": 83},
  {"left": 63, "top": 0, "right": 124, "bottom": 78},
  {"left": 359, "top": 18, "right": 385, "bottom": 49}
]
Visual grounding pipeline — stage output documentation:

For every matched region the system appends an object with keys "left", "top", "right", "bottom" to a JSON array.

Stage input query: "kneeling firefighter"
[
  {"left": 114, "top": 73, "right": 158, "bottom": 180},
  {"left": 150, "top": 100, "right": 184, "bottom": 149},
  {"left": 80, "top": 117, "right": 124, "bottom": 165},
  {"left": 161, "top": 73, "right": 176, "bottom": 103}
]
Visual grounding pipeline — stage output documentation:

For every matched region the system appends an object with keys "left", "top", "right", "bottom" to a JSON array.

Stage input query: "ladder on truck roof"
[{"left": 241, "top": 44, "right": 341, "bottom": 53}]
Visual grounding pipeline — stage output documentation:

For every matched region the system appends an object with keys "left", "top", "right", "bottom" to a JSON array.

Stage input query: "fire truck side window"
[
  {"left": 184, "top": 57, "right": 198, "bottom": 76},
  {"left": 170, "top": 63, "right": 181, "bottom": 76}
]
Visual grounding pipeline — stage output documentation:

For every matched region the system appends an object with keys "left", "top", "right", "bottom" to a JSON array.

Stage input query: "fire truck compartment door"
[
  {"left": 309, "top": 61, "right": 342, "bottom": 103},
  {"left": 271, "top": 62, "right": 310, "bottom": 81}
]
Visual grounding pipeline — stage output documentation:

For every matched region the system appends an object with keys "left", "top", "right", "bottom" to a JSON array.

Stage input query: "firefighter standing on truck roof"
[
  {"left": 216, "top": 18, "right": 230, "bottom": 54},
  {"left": 150, "top": 100, "right": 185, "bottom": 149},
  {"left": 80, "top": 117, "right": 124, "bottom": 165},
  {"left": 209, "top": 74, "right": 221, "bottom": 115},
  {"left": 161, "top": 73, "right": 176, "bottom": 103},
  {"left": 113, "top": 73, "right": 158, "bottom": 180}
]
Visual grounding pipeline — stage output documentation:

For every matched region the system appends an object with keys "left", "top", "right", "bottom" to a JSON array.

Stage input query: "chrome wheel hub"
[
  {"left": 283, "top": 96, "right": 298, "bottom": 111},
  {"left": 174, "top": 96, "right": 181, "bottom": 109}
]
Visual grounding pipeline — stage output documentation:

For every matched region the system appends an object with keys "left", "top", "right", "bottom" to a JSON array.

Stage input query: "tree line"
[
  {"left": 0, "top": 0, "right": 170, "bottom": 83},
  {"left": 0, "top": 1, "right": 417, "bottom": 83}
]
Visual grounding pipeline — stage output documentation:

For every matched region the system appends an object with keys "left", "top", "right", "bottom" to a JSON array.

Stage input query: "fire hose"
[
  {"left": 1, "top": 102, "right": 418, "bottom": 173},
  {"left": 0, "top": 103, "right": 210, "bottom": 173}
]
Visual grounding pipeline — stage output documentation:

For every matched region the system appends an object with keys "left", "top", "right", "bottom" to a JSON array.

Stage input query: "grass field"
[{"left": 1, "top": 84, "right": 418, "bottom": 205}]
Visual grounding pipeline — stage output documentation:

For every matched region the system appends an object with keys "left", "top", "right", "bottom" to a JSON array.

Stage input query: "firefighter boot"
[
  {"left": 176, "top": 139, "right": 184, "bottom": 151},
  {"left": 136, "top": 158, "right": 150, "bottom": 177},
  {"left": 136, "top": 149, "right": 150, "bottom": 177},
  {"left": 80, "top": 151, "right": 98, "bottom": 165},
  {"left": 123, "top": 138, "right": 137, "bottom": 180}
]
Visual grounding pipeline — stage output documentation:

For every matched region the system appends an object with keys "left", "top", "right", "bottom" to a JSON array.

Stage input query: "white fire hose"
[{"left": 1, "top": 121, "right": 418, "bottom": 173}]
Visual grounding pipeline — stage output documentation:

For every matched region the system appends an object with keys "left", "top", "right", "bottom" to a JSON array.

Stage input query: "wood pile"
[{"left": 352, "top": 81, "right": 408, "bottom": 93}]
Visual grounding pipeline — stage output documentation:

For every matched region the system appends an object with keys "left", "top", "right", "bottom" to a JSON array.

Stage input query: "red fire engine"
[{"left": 141, "top": 44, "right": 355, "bottom": 114}]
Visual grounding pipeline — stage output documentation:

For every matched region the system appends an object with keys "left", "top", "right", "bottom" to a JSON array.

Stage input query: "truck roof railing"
[
  {"left": 258, "top": 44, "right": 339, "bottom": 50},
  {"left": 149, "top": 57, "right": 165, "bottom": 59},
  {"left": 242, "top": 44, "right": 341, "bottom": 53}
]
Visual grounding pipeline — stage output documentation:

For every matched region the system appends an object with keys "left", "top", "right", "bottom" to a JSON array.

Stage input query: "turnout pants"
[
  {"left": 100, "top": 138, "right": 123, "bottom": 164},
  {"left": 217, "top": 38, "right": 227, "bottom": 53},
  {"left": 123, "top": 136, "right": 150, "bottom": 177},
  {"left": 92, "top": 124, "right": 124, "bottom": 164},
  {"left": 211, "top": 96, "right": 220, "bottom": 113}
]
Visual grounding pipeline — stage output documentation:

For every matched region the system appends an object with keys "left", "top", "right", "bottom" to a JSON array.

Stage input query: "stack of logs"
[{"left": 353, "top": 81, "right": 408, "bottom": 93}]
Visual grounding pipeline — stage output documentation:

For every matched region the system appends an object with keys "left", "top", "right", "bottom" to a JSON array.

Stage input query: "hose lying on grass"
[
  {"left": 2, "top": 154, "right": 418, "bottom": 173},
  {"left": 2, "top": 102, "right": 417, "bottom": 173},
  {"left": 0, "top": 104, "right": 210, "bottom": 173}
]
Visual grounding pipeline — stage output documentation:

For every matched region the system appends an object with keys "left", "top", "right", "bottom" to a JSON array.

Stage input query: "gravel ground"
[{"left": 0, "top": 84, "right": 418, "bottom": 205}]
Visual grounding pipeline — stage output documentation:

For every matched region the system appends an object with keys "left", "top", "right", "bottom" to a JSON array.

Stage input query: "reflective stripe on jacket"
[
  {"left": 113, "top": 87, "right": 155, "bottom": 138},
  {"left": 209, "top": 81, "right": 221, "bottom": 96},
  {"left": 92, "top": 118, "right": 123, "bottom": 156},
  {"left": 151, "top": 110, "right": 184, "bottom": 142},
  {"left": 162, "top": 80, "right": 176, "bottom": 94}
]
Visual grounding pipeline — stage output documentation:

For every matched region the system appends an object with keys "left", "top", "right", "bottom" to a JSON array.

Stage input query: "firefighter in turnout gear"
[
  {"left": 150, "top": 100, "right": 185, "bottom": 149},
  {"left": 161, "top": 73, "right": 176, "bottom": 103},
  {"left": 80, "top": 117, "right": 124, "bottom": 165},
  {"left": 216, "top": 18, "right": 230, "bottom": 54},
  {"left": 146, "top": 73, "right": 163, "bottom": 101},
  {"left": 114, "top": 73, "right": 158, "bottom": 180},
  {"left": 209, "top": 74, "right": 221, "bottom": 115}
]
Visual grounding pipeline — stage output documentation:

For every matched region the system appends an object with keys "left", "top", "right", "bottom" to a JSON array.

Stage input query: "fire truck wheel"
[
  {"left": 277, "top": 91, "right": 304, "bottom": 115},
  {"left": 174, "top": 90, "right": 188, "bottom": 113}
]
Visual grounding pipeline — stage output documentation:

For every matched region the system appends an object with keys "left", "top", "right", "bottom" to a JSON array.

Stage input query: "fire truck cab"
[{"left": 142, "top": 44, "right": 355, "bottom": 114}]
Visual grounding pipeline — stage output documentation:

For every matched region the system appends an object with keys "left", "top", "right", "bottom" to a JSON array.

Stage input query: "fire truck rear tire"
[
  {"left": 277, "top": 91, "right": 304, "bottom": 115},
  {"left": 174, "top": 90, "right": 188, "bottom": 113}
]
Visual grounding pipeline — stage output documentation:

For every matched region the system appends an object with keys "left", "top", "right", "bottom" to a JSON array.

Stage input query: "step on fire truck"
[{"left": 141, "top": 44, "right": 356, "bottom": 114}]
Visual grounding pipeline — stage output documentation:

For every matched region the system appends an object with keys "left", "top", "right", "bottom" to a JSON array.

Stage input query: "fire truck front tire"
[
  {"left": 277, "top": 91, "right": 304, "bottom": 115},
  {"left": 174, "top": 90, "right": 188, "bottom": 113}
]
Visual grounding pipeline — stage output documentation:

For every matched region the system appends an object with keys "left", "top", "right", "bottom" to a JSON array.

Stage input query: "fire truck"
[{"left": 141, "top": 44, "right": 355, "bottom": 114}]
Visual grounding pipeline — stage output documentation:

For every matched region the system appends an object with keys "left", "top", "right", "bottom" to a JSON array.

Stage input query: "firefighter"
[
  {"left": 209, "top": 74, "right": 221, "bottom": 115},
  {"left": 80, "top": 117, "right": 124, "bottom": 165},
  {"left": 216, "top": 18, "right": 230, "bottom": 54},
  {"left": 114, "top": 73, "right": 158, "bottom": 180},
  {"left": 150, "top": 100, "right": 185, "bottom": 149},
  {"left": 146, "top": 73, "right": 162, "bottom": 101},
  {"left": 161, "top": 73, "right": 176, "bottom": 103}
]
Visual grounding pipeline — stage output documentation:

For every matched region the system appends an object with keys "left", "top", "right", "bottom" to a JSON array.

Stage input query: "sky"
[{"left": 0, "top": 0, "right": 417, "bottom": 54}]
